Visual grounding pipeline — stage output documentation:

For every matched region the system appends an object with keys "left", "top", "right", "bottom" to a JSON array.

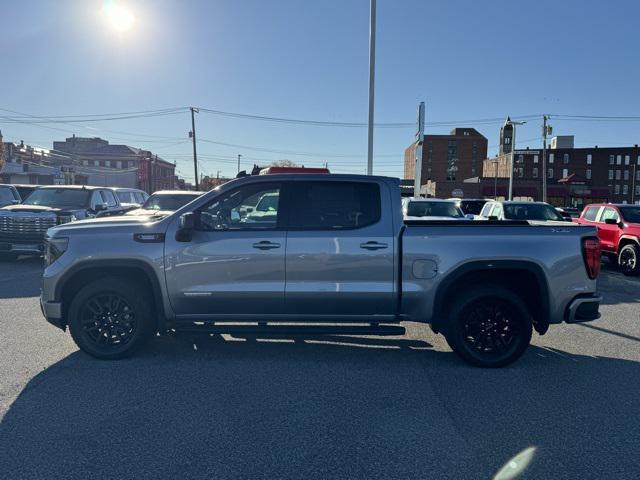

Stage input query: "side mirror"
[
  {"left": 11, "top": 199, "right": 20, "bottom": 204},
  {"left": 465, "top": 214, "right": 475, "bottom": 220},
  {"left": 176, "top": 212, "right": 197, "bottom": 242},
  {"left": 604, "top": 218, "right": 618, "bottom": 225},
  {"left": 488, "top": 215, "right": 499, "bottom": 221},
  {"left": 94, "top": 203, "right": 108, "bottom": 212},
  {"left": 246, "top": 207, "right": 254, "bottom": 213}
]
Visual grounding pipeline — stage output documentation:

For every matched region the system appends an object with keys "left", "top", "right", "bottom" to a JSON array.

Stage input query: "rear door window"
[
  {"left": 286, "top": 181, "right": 380, "bottom": 230},
  {"left": 100, "top": 190, "right": 118, "bottom": 207},
  {"left": 600, "top": 207, "right": 619, "bottom": 223},
  {"left": 479, "top": 202, "right": 494, "bottom": 218}
]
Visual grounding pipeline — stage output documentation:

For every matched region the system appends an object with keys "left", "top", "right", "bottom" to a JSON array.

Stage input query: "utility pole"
[
  {"left": 237, "top": 154, "right": 242, "bottom": 174},
  {"left": 632, "top": 163, "right": 637, "bottom": 204},
  {"left": 366, "top": 0, "right": 376, "bottom": 175},
  {"left": 189, "top": 107, "right": 199, "bottom": 190},
  {"left": 494, "top": 160, "right": 498, "bottom": 200},
  {"left": 542, "top": 115, "right": 550, "bottom": 202}
]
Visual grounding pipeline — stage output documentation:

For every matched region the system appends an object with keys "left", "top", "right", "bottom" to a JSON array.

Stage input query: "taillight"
[{"left": 582, "top": 237, "right": 601, "bottom": 280}]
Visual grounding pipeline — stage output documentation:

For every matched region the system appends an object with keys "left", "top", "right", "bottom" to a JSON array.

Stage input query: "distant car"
[
  {"left": 0, "top": 184, "right": 21, "bottom": 208},
  {"left": 11, "top": 184, "right": 40, "bottom": 201},
  {"left": 0, "top": 185, "right": 126, "bottom": 258},
  {"left": 125, "top": 190, "right": 202, "bottom": 217},
  {"left": 113, "top": 188, "right": 149, "bottom": 212},
  {"left": 556, "top": 207, "right": 580, "bottom": 220},
  {"left": 243, "top": 191, "right": 280, "bottom": 224},
  {"left": 447, "top": 198, "right": 489, "bottom": 218},
  {"left": 402, "top": 198, "right": 469, "bottom": 220},
  {"left": 479, "top": 201, "right": 571, "bottom": 224},
  {"left": 576, "top": 203, "right": 640, "bottom": 276}
]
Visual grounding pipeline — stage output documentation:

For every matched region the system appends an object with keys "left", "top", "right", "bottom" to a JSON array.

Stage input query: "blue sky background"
[{"left": 1, "top": 0, "right": 638, "bottom": 181}]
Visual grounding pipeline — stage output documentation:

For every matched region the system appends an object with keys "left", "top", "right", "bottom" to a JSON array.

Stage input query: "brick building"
[
  {"left": 404, "top": 128, "right": 488, "bottom": 198},
  {"left": 482, "top": 135, "right": 640, "bottom": 208}
]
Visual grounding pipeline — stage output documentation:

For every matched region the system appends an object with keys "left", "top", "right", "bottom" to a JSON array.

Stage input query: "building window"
[
  {"left": 609, "top": 170, "right": 614, "bottom": 180},
  {"left": 533, "top": 155, "right": 539, "bottom": 164},
  {"left": 548, "top": 168, "right": 553, "bottom": 179},
  {"left": 586, "top": 169, "right": 592, "bottom": 179},
  {"left": 636, "top": 170, "right": 640, "bottom": 181},
  {"left": 587, "top": 154, "right": 592, "bottom": 165},
  {"left": 617, "top": 155, "right": 622, "bottom": 165},
  {"left": 549, "top": 153, "right": 554, "bottom": 164},
  {"left": 533, "top": 167, "right": 539, "bottom": 178},
  {"left": 616, "top": 170, "right": 621, "bottom": 180},
  {"left": 623, "top": 185, "right": 629, "bottom": 195},
  {"left": 637, "top": 155, "right": 640, "bottom": 165},
  {"left": 625, "top": 155, "right": 630, "bottom": 165},
  {"left": 105, "top": 160, "right": 111, "bottom": 168},
  {"left": 116, "top": 160, "right": 122, "bottom": 169},
  {"left": 93, "top": 160, "right": 99, "bottom": 167},
  {"left": 563, "top": 153, "right": 569, "bottom": 164},
  {"left": 517, "top": 167, "right": 524, "bottom": 178},
  {"left": 82, "top": 160, "right": 88, "bottom": 166},
  {"left": 615, "top": 185, "right": 620, "bottom": 194},
  {"left": 636, "top": 186, "right": 640, "bottom": 196},
  {"left": 609, "top": 155, "right": 615, "bottom": 165},
  {"left": 624, "top": 170, "right": 630, "bottom": 181},
  {"left": 562, "top": 168, "right": 569, "bottom": 178}
]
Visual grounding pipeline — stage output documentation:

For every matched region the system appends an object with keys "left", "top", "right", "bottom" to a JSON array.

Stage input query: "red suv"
[{"left": 576, "top": 203, "right": 640, "bottom": 276}]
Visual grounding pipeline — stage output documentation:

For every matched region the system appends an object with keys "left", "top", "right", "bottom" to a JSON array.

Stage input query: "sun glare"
[{"left": 103, "top": 2, "right": 135, "bottom": 33}]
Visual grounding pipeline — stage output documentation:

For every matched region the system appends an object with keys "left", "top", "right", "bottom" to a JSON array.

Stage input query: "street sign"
[{"left": 451, "top": 188, "right": 464, "bottom": 198}]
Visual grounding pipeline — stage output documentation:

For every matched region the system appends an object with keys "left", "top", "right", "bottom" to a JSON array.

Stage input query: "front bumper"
[
  {"left": 565, "top": 294, "right": 602, "bottom": 323},
  {"left": 0, "top": 241, "right": 45, "bottom": 255},
  {"left": 40, "top": 296, "right": 65, "bottom": 330}
]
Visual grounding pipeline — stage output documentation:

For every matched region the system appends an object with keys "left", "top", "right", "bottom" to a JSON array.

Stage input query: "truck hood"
[
  {"left": 125, "top": 208, "right": 174, "bottom": 218},
  {"left": 48, "top": 215, "right": 165, "bottom": 236},
  {"left": 0, "top": 204, "right": 88, "bottom": 216}
]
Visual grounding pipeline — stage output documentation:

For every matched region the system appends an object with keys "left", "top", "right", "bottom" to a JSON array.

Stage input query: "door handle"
[
  {"left": 360, "top": 241, "right": 388, "bottom": 250},
  {"left": 252, "top": 241, "right": 281, "bottom": 250}
]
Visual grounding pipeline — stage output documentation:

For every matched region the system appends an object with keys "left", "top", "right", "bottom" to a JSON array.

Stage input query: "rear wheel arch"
[
  {"left": 432, "top": 261, "right": 549, "bottom": 335},
  {"left": 58, "top": 260, "right": 165, "bottom": 330}
]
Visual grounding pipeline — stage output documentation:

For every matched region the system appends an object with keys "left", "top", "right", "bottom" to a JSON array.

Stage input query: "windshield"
[
  {"left": 407, "top": 201, "right": 463, "bottom": 218},
  {"left": 0, "top": 187, "right": 16, "bottom": 204},
  {"left": 142, "top": 193, "right": 199, "bottom": 211},
  {"left": 459, "top": 200, "right": 487, "bottom": 215},
  {"left": 619, "top": 206, "right": 640, "bottom": 223},
  {"left": 22, "top": 188, "right": 90, "bottom": 208},
  {"left": 504, "top": 204, "right": 565, "bottom": 221}
]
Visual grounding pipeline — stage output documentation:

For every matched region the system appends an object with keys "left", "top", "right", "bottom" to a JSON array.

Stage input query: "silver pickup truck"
[{"left": 40, "top": 174, "right": 602, "bottom": 367}]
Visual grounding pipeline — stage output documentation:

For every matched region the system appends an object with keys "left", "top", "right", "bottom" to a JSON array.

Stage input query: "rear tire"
[
  {"left": 618, "top": 244, "right": 640, "bottom": 276},
  {"left": 444, "top": 285, "right": 532, "bottom": 368},
  {"left": 68, "top": 277, "right": 156, "bottom": 359}
]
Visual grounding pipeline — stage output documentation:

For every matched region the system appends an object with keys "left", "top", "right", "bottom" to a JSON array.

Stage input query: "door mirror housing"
[
  {"left": 464, "top": 214, "right": 475, "bottom": 220},
  {"left": 176, "top": 212, "right": 197, "bottom": 242},
  {"left": 604, "top": 218, "right": 619, "bottom": 225},
  {"left": 94, "top": 203, "right": 108, "bottom": 212}
]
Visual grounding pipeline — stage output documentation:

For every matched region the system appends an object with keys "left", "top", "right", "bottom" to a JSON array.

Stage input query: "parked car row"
[{"left": 0, "top": 184, "right": 199, "bottom": 259}]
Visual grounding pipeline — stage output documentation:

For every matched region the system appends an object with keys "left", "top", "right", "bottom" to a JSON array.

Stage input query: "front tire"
[
  {"left": 444, "top": 286, "right": 533, "bottom": 368},
  {"left": 68, "top": 277, "right": 155, "bottom": 359},
  {"left": 618, "top": 244, "right": 640, "bottom": 276}
]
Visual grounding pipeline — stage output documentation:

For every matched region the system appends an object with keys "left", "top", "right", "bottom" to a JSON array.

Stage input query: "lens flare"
[{"left": 103, "top": 1, "right": 135, "bottom": 33}]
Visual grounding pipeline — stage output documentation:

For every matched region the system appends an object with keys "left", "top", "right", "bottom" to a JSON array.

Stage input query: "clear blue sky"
[{"left": 1, "top": 0, "right": 639, "bottom": 181}]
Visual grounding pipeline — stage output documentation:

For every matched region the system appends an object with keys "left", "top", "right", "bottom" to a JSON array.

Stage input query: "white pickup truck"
[{"left": 40, "top": 174, "right": 602, "bottom": 367}]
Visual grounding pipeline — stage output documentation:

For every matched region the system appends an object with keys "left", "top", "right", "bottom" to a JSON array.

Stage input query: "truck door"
[
  {"left": 164, "top": 181, "right": 285, "bottom": 316},
  {"left": 598, "top": 207, "right": 621, "bottom": 253},
  {"left": 283, "top": 180, "right": 395, "bottom": 316}
]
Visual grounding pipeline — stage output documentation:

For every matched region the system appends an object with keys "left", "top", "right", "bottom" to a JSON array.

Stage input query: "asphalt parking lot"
[{"left": 0, "top": 258, "right": 638, "bottom": 479}]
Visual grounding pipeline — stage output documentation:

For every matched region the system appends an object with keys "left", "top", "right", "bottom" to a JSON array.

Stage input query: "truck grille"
[{"left": 0, "top": 212, "right": 57, "bottom": 243}]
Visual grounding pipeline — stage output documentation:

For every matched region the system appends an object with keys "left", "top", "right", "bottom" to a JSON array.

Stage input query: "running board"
[{"left": 173, "top": 324, "right": 406, "bottom": 336}]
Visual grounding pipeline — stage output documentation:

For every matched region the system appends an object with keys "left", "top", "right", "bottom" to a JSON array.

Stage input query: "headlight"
[
  {"left": 44, "top": 237, "right": 69, "bottom": 266},
  {"left": 57, "top": 214, "right": 77, "bottom": 224}
]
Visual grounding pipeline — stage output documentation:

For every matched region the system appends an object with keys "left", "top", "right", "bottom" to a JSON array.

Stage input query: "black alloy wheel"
[
  {"left": 80, "top": 294, "right": 137, "bottom": 348},
  {"left": 618, "top": 244, "right": 640, "bottom": 276}
]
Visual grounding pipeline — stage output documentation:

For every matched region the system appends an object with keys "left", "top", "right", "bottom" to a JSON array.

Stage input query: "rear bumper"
[{"left": 565, "top": 294, "right": 602, "bottom": 323}]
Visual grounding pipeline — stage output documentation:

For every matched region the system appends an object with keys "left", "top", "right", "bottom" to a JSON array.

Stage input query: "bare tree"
[{"left": 270, "top": 159, "right": 299, "bottom": 168}]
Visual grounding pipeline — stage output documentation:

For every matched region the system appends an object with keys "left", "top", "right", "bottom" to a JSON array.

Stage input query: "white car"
[
  {"left": 125, "top": 190, "right": 203, "bottom": 217},
  {"left": 402, "top": 198, "right": 471, "bottom": 221}
]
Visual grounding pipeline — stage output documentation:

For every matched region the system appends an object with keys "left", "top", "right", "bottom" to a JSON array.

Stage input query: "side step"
[{"left": 173, "top": 323, "right": 406, "bottom": 336}]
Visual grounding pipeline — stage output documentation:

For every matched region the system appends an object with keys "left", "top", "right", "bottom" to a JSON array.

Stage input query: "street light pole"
[
  {"left": 366, "top": 0, "right": 376, "bottom": 175},
  {"left": 237, "top": 154, "right": 242, "bottom": 174},
  {"left": 506, "top": 119, "right": 526, "bottom": 201}
]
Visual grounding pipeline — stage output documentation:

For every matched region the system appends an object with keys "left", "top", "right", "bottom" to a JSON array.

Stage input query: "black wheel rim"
[
  {"left": 80, "top": 294, "right": 137, "bottom": 348},
  {"left": 462, "top": 298, "right": 520, "bottom": 356},
  {"left": 620, "top": 248, "right": 636, "bottom": 271}
]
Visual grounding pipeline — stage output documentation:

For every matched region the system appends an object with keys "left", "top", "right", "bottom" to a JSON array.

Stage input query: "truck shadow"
[{"left": 0, "top": 332, "right": 637, "bottom": 480}]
